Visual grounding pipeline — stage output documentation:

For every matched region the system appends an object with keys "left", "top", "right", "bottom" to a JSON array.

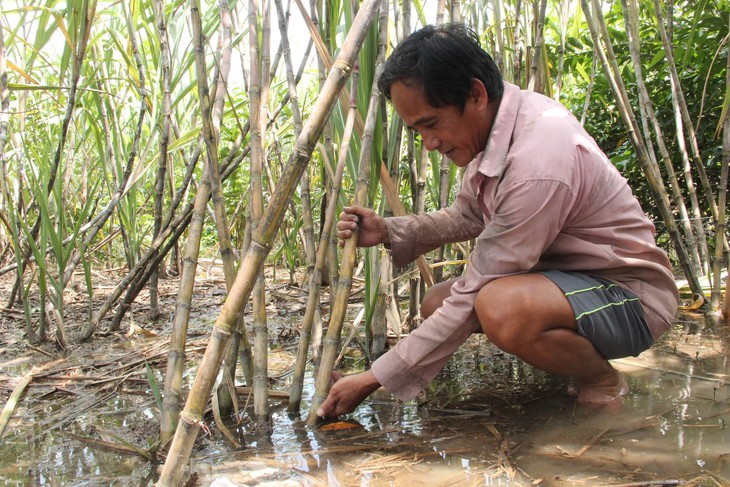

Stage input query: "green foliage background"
[{"left": 0, "top": 0, "right": 728, "bottom": 327}]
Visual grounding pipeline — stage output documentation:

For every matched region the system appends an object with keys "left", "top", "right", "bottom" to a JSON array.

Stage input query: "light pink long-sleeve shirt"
[{"left": 371, "top": 82, "right": 679, "bottom": 401}]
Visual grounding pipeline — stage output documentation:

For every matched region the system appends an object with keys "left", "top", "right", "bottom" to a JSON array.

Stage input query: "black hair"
[{"left": 378, "top": 23, "right": 503, "bottom": 111}]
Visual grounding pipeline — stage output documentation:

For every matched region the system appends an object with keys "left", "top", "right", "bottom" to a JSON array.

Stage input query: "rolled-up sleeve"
[{"left": 372, "top": 178, "right": 575, "bottom": 401}]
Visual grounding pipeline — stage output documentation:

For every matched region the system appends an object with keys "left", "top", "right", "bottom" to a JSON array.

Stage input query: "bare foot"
[{"left": 576, "top": 372, "right": 628, "bottom": 405}]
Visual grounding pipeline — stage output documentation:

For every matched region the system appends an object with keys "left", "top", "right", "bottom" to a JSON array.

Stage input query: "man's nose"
[{"left": 422, "top": 132, "right": 440, "bottom": 151}]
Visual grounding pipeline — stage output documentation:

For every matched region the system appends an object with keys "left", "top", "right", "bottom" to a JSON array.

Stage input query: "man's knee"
[
  {"left": 474, "top": 282, "right": 523, "bottom": 353},
  {"left": 421, "top": 278, "right": 458, "bottom": 319},
  {"left": 474, "top": 274, "right": 577, "bottom": 355}
]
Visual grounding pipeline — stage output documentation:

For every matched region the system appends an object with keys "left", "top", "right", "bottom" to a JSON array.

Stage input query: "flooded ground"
[{"left": 1, "top": 308, "right": 729, "bottom": 486}]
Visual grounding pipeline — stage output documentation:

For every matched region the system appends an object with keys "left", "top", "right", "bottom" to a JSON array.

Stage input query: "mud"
[{"left": 1, "top": 293, "right": 728, "bottom": 486}]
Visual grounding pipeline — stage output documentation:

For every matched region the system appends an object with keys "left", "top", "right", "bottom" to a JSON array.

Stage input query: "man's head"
[
  {"left": 379, "top": 24, "right": 502, "bottom": 166},
  {"left": 378, "top": 23, "right": 503, "bottom": 111}
]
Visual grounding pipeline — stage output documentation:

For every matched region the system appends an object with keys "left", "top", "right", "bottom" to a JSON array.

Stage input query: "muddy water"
[{"left": 2, "top": 311, "right": 729, "bottom": 486}]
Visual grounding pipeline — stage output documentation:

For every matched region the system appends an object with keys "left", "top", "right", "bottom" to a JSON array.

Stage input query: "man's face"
[{"left": 390, "top": 79, "right": 490, "bottom": 167}]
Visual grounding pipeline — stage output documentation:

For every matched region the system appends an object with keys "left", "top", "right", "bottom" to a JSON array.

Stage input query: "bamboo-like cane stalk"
[
  {"left": 295, "top": 0, "right": 434, "bottom": 288},
  {"left": 7, "top": 0, "right": 97, "bottom": 314},
  {"left": 408, "top": 142, "right": 429, "bottom": 319},
  {"left": 652, "top": 0, "right": 712, "bottom": 275},
  {"left": 0, "top": 12, "right": 31, "bottom": 343},
  {"left": 592, "top": 0, "right": 709, "bottom": 283},
  {"left": 371, "top": 247, "right": 389, "bottom": 360},
  {"left": 248, "top": 0, "right": 273, "bottom": 426},
  {"left": 77, "top": 141, "right": 198, "bottom": 333},
  {"left": 451, "top": 0, "right": 461, "bottom": 22},
  {"left": 274, "top": 0, "right": 315, "bottom": 282},
  {"left": 619, "top": 0, "right": 702, "bottom": 273},
  {"left": 307, "top": 0, "right": 338, "bottom": 362},
  {"left": 8, "top": 0, "right": 97, "bottom": 301},
  {"left": 436, "top": 0, "right": 446, "bottom": 24},
  {"left": 527, "top": 0, "right": 548, "bottom": 93},
  {"left": 306, "top": 0, "right": 388, "bottom": 426},
  {"left": 288, "top": 67, "right": 359, "bottom": 414},
  {"left": 436, "top": 155, "right": 451, "bottom": 283},
  {"left": 653, "top": 0, "right": 718, "bottom": 224},
  {"left": 0, "top": 16, "right": 11, "bottom": 258},
  {"left": 0, "top": 373, "right": 32, "bottom": 438},
  {"left": 553, "top": 0, "right": 569, "bottom": 100},
  {"left": 149, "top": 0, "right": 172, "bottom": 323},
  {"left": 580, "top": 0, "right": 703, "bottom": 297},
  {"left": 0, "top": 15, "right": 9, "bottom": 207},
  {"left": 160, "top": 0, "right": 240, "bottom": 441},
  {"left": 157, "top": 2, "right": 381, "bottom": 481},
  {"left": 434, "top": 0, "right": 452, "bottom": 281},
  {"left": 491, "top": 0, "right": 506, "bottom": 77},
  {"left": 79, "top": 100, "right": 256, "bottom": 338},
  {"left": 212, "top": 0, "right": 255, "bottom": 416},
  {"left": 713, "top": 22, "right": 729, "bottom": 311},
  {"left": 105, "top": 2, "right": 149, "bottom": 335}
]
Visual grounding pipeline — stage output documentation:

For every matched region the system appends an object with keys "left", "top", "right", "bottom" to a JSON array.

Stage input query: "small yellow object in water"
[{"left": 317, "top": 421, "right": 361, "bottom": 431}]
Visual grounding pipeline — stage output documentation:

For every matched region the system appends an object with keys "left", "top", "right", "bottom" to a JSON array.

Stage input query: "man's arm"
[
  {"left": 319, "top": 178, "right": 575, "bottom": 417},
  {"left": 373, "top": 178, "right": 575, "bottom": 399},
  {"left": 384, "top": 169, "right": 485, "bottom": 268}
]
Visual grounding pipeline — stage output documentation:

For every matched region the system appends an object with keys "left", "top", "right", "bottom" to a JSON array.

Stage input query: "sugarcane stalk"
[
  {"left": 288, "top": 67, "right": 359, "bottom": 414},
  {"left": 7, "top": 0, "right": 97, "bottom": 309},
  {"left": 714, "top": 23, "right": 729, "bottom": 311},
  {"left": 306, "top": 0, "right": 388, "bottom": 426},
  {"left": 150, "top": 0, "right": 172, "bottom": 323},
  {"left": 0, "top": 373, "right": 32, "bottom": 438},
  {"left": 101, "top": 1, "right": 149, "bottom": 335},
  {"left": 212, "top": 0, "right": 255, "bottom": 416},
  {"left": 157, "top": 2, "right": 380, "bottom": 482},
  {"left": 435, "top": 153, "right": 451, "bottom": 283},
  {"left": 619, "top": 0, "right": 702, "bottom": 273},
  {"left": 306, "top": 0, "right": 337, "bottom": 363},
  {"left": 527, "top": 0, "right": 548, "bottom": 93},
  {"left": 295, "top": 0, "right": 434, "bottom": 288},
  {"left": 248, "top": 0, "right": 273, "bottom": 426},
  {"left": 189, "top": 46, "right": 306, "bottom": 394},
  {"left": 580, "top": 0, "right": 703, "bottom": 297},
  {"left": 160, "top": 0, "right": 237, "bottom": 440},
  {"left": 653, "top": 0, "right": 718, "bottom": 223},
  {"left": 81, "top": 103, "right": 255, "bottom": 338},
  {"left": 450, "top": 0, "right": 461, "bottom": 22},
  {"left": 593, "top": 0, "right": 708, "bottom": 286},
  {"left": 0, "top": 16, "right": 8, "bottom": 179},
  {"left": 653, "top": 0, "right": 712, "bottom": 275},
  {"left": 274, "top": 0, "right": 315, "bottom": 280},
  {"left": 371, "top": 247, "right": 388, "bottom": 360}
]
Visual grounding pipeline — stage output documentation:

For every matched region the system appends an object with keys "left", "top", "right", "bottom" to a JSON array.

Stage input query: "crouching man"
[{"left": 317, "top": 23, "right": 679, "bottom": 417}]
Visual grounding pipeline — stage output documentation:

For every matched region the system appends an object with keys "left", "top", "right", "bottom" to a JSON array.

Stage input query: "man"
[{"left": 316, "top": 23, "right": 679, "bottom": 418}]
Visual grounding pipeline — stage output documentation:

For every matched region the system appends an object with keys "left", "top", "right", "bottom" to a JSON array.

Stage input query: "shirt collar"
[{"left": 473, "top": 81, "right": 522, "bottom": 178}]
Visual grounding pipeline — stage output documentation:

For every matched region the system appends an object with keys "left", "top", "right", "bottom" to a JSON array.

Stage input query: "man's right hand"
[{"left": 336, "top": 205, "right": 390, "bottom": 248}]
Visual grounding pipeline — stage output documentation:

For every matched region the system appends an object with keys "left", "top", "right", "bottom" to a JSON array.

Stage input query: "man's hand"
[
  {"left": 336, "top": 206, "right": 390, "bottom": 248},
  {"left": 316, "top": 370, "right": 382, "bottom": 419}
]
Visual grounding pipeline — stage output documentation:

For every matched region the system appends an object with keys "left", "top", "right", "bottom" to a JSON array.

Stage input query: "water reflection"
[{"left": 1, "top": 312, "right": 729, "bottom": 485}]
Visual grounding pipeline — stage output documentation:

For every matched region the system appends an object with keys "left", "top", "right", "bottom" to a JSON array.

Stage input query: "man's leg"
[
  {"left": 473, "top": 273, "right": 627, "bottom": 404},
  {"left": 421, "top": 277, "right": 459, "bottom": 319}
]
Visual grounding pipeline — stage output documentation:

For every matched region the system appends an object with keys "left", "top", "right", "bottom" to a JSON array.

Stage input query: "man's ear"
[{"left": 470, "top": 78, "right": 489, "bottom": 108}]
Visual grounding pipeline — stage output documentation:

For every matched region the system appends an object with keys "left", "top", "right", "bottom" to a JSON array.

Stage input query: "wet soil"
[{"left": 0, "top": 269, "right": 729, "bottom": 486}]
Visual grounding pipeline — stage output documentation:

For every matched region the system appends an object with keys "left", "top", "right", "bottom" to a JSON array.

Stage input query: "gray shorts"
[{"left": 541, "top": 270, "right": 653, "bottom": 360}]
